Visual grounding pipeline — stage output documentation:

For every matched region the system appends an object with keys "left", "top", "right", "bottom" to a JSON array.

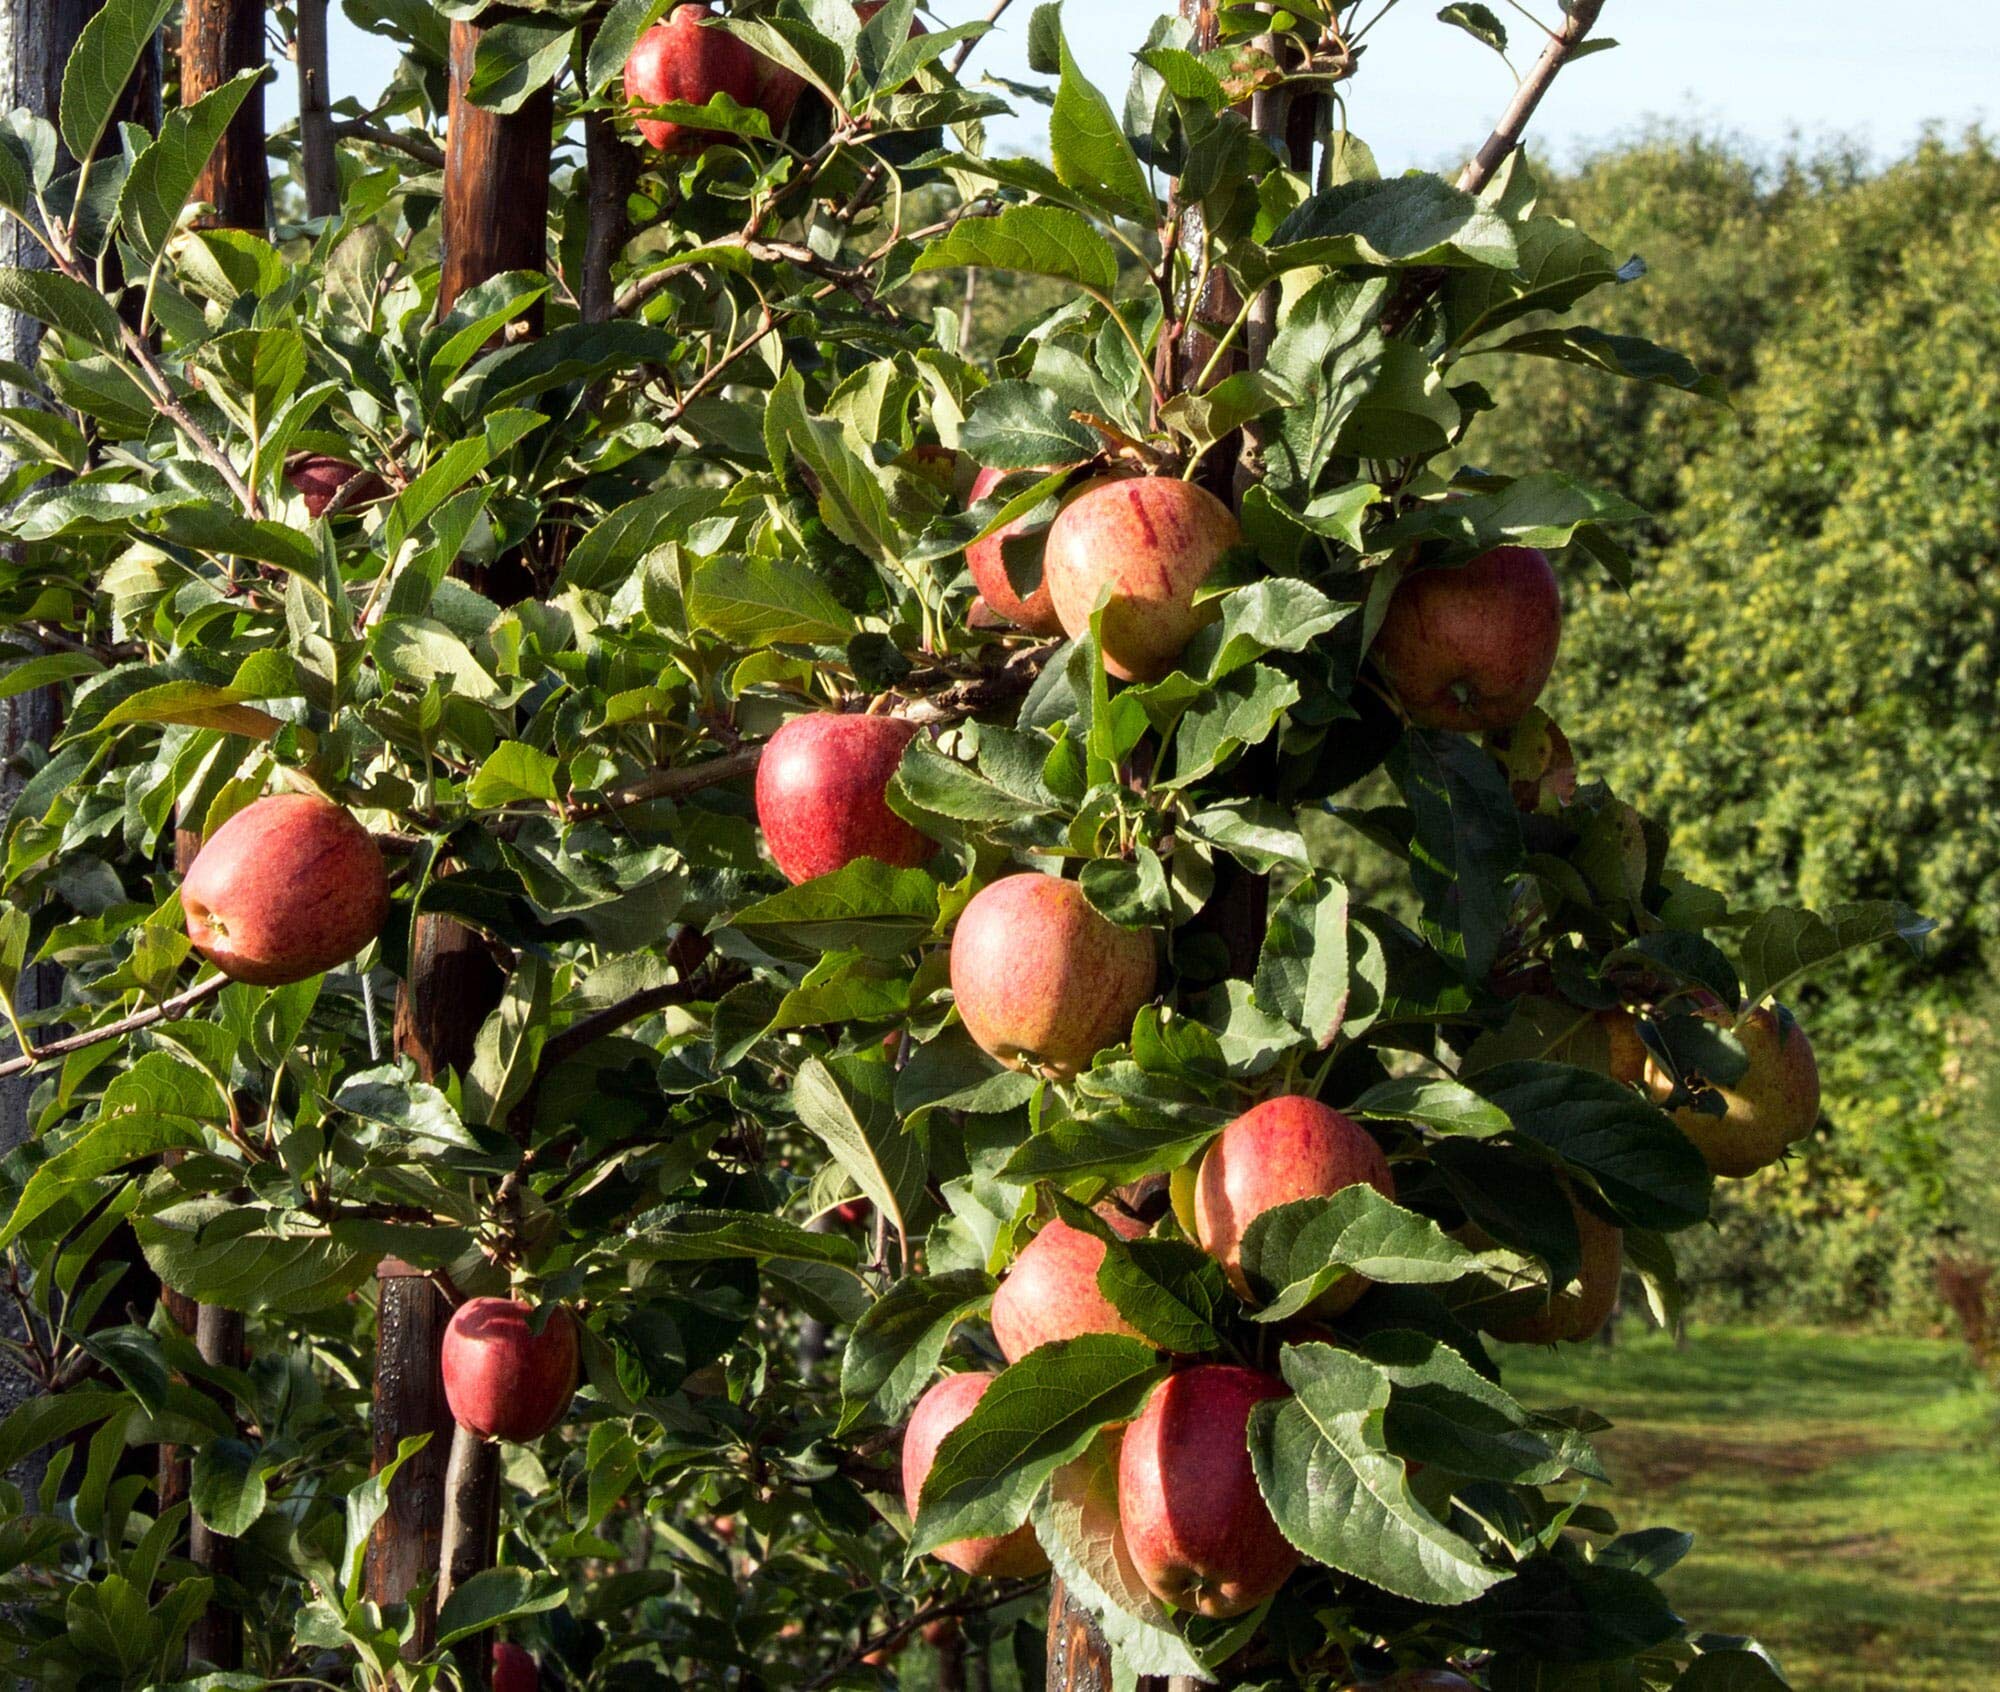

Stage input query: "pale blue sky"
[{"left": 278, "top": 1, "right": 1998, "bottom": 173}]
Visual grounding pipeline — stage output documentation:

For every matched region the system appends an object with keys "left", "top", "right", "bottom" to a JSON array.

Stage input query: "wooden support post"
[
  {"left": 185, "top": 1304, "right": 246, "bottom": 1669},
  {"left": 437, "top": 1425, "right": 502, "bottom": 1689},
  {"left": 362, "top": 15, "right": 556, "bottom": 1673},
  {"left": 180, "top": 0, "right": 268, "bottom": 230},
  {"left": 364, "top": 1262, "right": 457, "bottom": 1656}
]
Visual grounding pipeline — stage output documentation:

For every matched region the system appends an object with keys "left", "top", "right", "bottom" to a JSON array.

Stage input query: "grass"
[{"left": 1501, "top": 1324, "right": 2000, "bottom": 1692}]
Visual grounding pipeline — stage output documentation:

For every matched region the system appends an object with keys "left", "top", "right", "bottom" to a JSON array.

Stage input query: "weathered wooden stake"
[
  {"left": 294, "top": 0, "right": 339, "bottom": 219},
  {"left": 181, "top": 0, "right": 268, "bottom": 230}
]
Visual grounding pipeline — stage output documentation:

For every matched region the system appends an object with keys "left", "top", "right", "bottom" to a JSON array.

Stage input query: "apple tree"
[{"left": 0, "top": 0, "right": 1932, "bottom": 1689}]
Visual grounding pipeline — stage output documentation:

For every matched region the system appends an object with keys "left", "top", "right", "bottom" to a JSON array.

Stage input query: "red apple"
[
  {"left": 285, "top": 454, "right": 386, "bottom": 518},
  {"left": 1044, "top": 477, "right": 1240, "bottom": 682},
  {"left": 753, "top": 712, "right": 933, "bottom": 884},
  {"left": 1117, "top": 1365, "right": 1298, "bottom": 1617},
  {"left": 834, "top": 1197, "right": 873, "bottom": 1226},
  {"left": 441, "top": 1299, "right": 580, "bottom": 1444},
  {"left": 1372, "top": 545, "right": 1562, "bottom": 732},
  {"left": 990, "top": 1208, "right": 1147, "bottom": 1362},
  {"left": 1644, "top": 998, "right": 1819, "bottom": 1178},
  {"left": 949, "top": 874, "right": 1156, "bottom": 1078},
  {"left": 624, "top": 4, "right": 763, "bottom": 153},
  {"left": 964, "top": 466, "right": 1129, "bottom": 635},
  {"left": 903, "top": 1373, "right": 1051, "bottom": 1578},
  {"left": 1194, "top": 1096, "right": 1394, "bottom": 1311},
  {"left": 181, "top": 793, "right": 389, "bottom": 987},
  {"left": 492, "top": 1642, "right": 538, "bottom": 1692}
]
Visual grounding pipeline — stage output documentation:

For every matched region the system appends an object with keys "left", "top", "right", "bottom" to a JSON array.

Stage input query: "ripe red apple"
[
  {"left": 1644, "top": 999, "right": 1819, "bottom": 1178},
  {"left": 181, "top": 792, "right": 389, "bottom": 986},
  {"left": 834, "top": 1197, "right": 872, "bottom": 1226},
  {"left": 1194, "top": 1096, "right": 1394, "bottom": 1311},
  {"left": 903, "top": 1373, "right": 1051, "bottom": 1578},
  {"left": 441, "top": 1299, "right": 580, "bottom": 1444},
  {"left": 965, "top": 466, "right": 1129, "bottom": 635},
  {"left": 492, "top": 1641, "right": 538, "bottom": 1692},
  {"left": 1117, "top": 1365, "right": 1298, "bottom": 1617},
  {"left": 1372, "top": 545, "right": 1562, "bottom": 732},
  {"left": 624, "top": 4, "right": 763, "bottom": 153},
  {"left": 1045, "top": 477, "right": 1240, "bottom": 682},
  {"left": 1473, "top": 1184, "right": 1623, "bottom": 1346},
  {"left": 949, "top": 874, "right": 1156, "bottom": 1078},
  {"left": 285, "top": 454, "right": 386, "bottom": 518},
  {"left": 990, "top": 1208, "right": 1147, "bottom": 1362},
  {"left": 753, "top": 712, "right": 933, "bottom": 883}
]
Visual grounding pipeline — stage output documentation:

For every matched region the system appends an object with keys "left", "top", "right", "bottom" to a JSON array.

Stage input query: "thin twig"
[
  {"left": 331, "top": 120, "right": 447, "bottom": 170},
  {"left": 0, "top": 974, "right": 229, "bottom": 1080},
  {"left": 948, "top": 0, "right": 1016, "bottom": 77},
  {"left": 1456, "top": 0, "right": 1607, "bottom": 194},
  {"left": 803, "top": 1579, "right": 1046, "bottom": 1692}
]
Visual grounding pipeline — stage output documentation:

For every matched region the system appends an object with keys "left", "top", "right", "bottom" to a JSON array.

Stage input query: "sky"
[{"left": 282, "top": 1, "right": 1999, "bottom": 174}]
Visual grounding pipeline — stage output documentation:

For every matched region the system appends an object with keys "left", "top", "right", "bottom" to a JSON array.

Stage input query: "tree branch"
[
  {"left": 804, "top": 1578, "right": 1046, "bottom": 1692},
  {"left": 1456, "top": 0, "right": 1607, "bottom": 195},
  {"left": 0, "top": 974, "right": 228, "bottom": 1080},
  {"left": 579, "top": 642, "right": 1060, "bottom": 817},
  {"left": 331, "top": 119, "right": 447, "bottom": 170}
]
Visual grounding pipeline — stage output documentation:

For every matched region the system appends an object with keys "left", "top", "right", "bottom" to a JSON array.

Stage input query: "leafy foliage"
[{"left": 0, "top": 10, "right": 1924, "bottom": 1692}]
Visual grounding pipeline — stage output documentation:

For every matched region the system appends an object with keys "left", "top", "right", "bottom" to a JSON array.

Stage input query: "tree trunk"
[
  {"left": 365, "top": 18, "right": 557, "bottom": 1672},
  {"left": 180, "top": 0, "right": 268, "bottom": 230},
  {"left": 294, "top": 0, "right": 339, "bottom": 220}
]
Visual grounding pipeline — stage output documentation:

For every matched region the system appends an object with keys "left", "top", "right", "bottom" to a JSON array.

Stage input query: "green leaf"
[
  {"left": 134, "top": 1200, "right": 373, "bottom": 1313},
  {"left": 908, "top": 1337, "right": 1168, "bottom": 1557},
  {"left": 59, "top": 0, "right": 178, "bottom": 167},
  {"left": 334, "top": 1066, "right": 476, "bottom": 1150},
  {"left": 912, "top": 205, "right": 1121, "bottom": 294},
  {"left": 1095, "top": 1235, "right": 1228, "bottom": 1355},
  {"left": 1253, "top": 874, "right": 1351, "bottom": 1048},
  {"left": 765, "top": 368, "right": 897, "bottom": 564},
  {"left": 1377, "top": 472, "right": 1646, "bottom": 558},
  {"left": 0, "top": 268, "right": 124, "bottom": 353},
  {"left": 1247, "top": 1342, "right": 1503, "bottom": 1604},
  {"left": 340, "top": 1433, "right": 432, "bottom": 1606},
  {"left": 1485, "top": 324, "right": 1729, "bottom": 402},
  {"left": 0, "top": 1114, "right": 205, "bottom": 1250},
  {"left": 1239, "top": 1187, "right": 1479, "bottom": 1322},
  {"left": 793, "top": 1054, "right": 928, "bottom": 1242},
  {"left": 1470, "top": 1061, "right": 1713, "bottom": 1230},
  {"left": 435, "top": 1566, "right": 570, "bottom": 1647},
  {"left": 1032, "top": 1430, "right": 1209, "bottom": 1681},
  {"left": 1733, "top": 901, "right": 1935, "bottom": 1008},
  {"left": 1001, "top": 1110, "right": 1222, "bottom": 1188},
  {"left": 688, "top": 554, "right": 857, "bottom": 648},
  {"left": 840, "top": 1268, "right": 996, "bottom": 1429},
  {"left": 1438, "top": 3, "right": 1508, "bottom": 52},
  {"left": 118, "top": 69, "right": 260, "bottom": 263},
  {"left": 1350, "top": 1076, "right": 1511, "bottom": 1138},
  {"left": 1268, "top": 176, "right": 1518, "bottom": 272},
  {"left": 1388, "top": 728, "right": 1524, "bottom": 980},
  {"left": 469, "top": 741, "right": 560, "bottom": 807},
  {"left": 626, "top": 1209, "right": 861, "bottom": 1266},
  {"left": 190, "top": 1438, "right": 269, "bottom": 1537},
  {"left": 732, "top": 859, "right": 940, "bottom": 960},
  {"left": 1049, "top": 21, "right": 1153, "bottom": 222},
  {"left": 960, "top": 380, "right": 1099, "bottom": 470},
  {"left": 465, "top": 19, "right": 577, "bottom": 115},
  {"left": 588, "top": 0, "right": 671, "bottom": 92}
]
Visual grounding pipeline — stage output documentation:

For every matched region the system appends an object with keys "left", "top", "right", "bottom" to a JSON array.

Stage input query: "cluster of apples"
[
  {"left": 900, "top": 1096, "right": 1390, "bottom": 1619},
  {"left": 622, "top": 1, "right": 919, "bottom": 156}
]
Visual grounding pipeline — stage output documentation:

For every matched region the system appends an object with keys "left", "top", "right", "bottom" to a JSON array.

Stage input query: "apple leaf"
[
  {"left": 840, "top": 1269, "right": 996, "bottom": 1431},
  {"left": 1032, "top": 1431, "right": 1212, "bottom": 1682},
  {"left": 731, "top": 859, "right": 942, "bottom": 961},
  {"left": 1388, "top": 728, "right": 1525, "bottom": 982},
  {"left": 1732, "top": 901, "right": 1935, "bottom": 1010},
  {"left": 1238, "top": 1187, "right": 1481, "bottom": 1322},
  {"left": 1469, "top": 1060, "right": 1712, "bottom": 1230},
  {"left": 1364, "top": 1330, "right": 1596, "bottom": 1485},
  {"left": 960, "top": 381, "right": 1100, "bottom": 472},
  {"left": 908, "top": 1337, "right": 1167, "bottom": 1558},
  {"left": 912, "top": 205, "right": 1122, "bottom": 295},
  {"left": 1349, "top": 1076, "right": 1511, "bottom": 1138},
  {"left": 624, "top": 1209, "right": 862, "bottom": 1268},
  {"left": 1246, "top": 1342, "right": 1503, "bottom": 1605},
  {"left": 435, "top": 1566, "right": 570, "bottom": 1647},
  {"left": 1253, "top": 873, "right": 1351, "bottom": 1048},
  {"left": 1045, "top": 1192, "right": 1226, "bottom": 1355},
  {"left": 792, "top": 1053, "right": 928, "bottom": 1243},
  {"left": 190, "top": 1438, "right": 270, "bottom": 1538},
  {"left": 133, "top": 1200, "right": 373, "bottom": 1314},
  {"left": 1267, "top": 175, "right": 1519, "bottom": 274},
  {"left": 1484, "top": 325, "right": 1730, "bottom": 403}
]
